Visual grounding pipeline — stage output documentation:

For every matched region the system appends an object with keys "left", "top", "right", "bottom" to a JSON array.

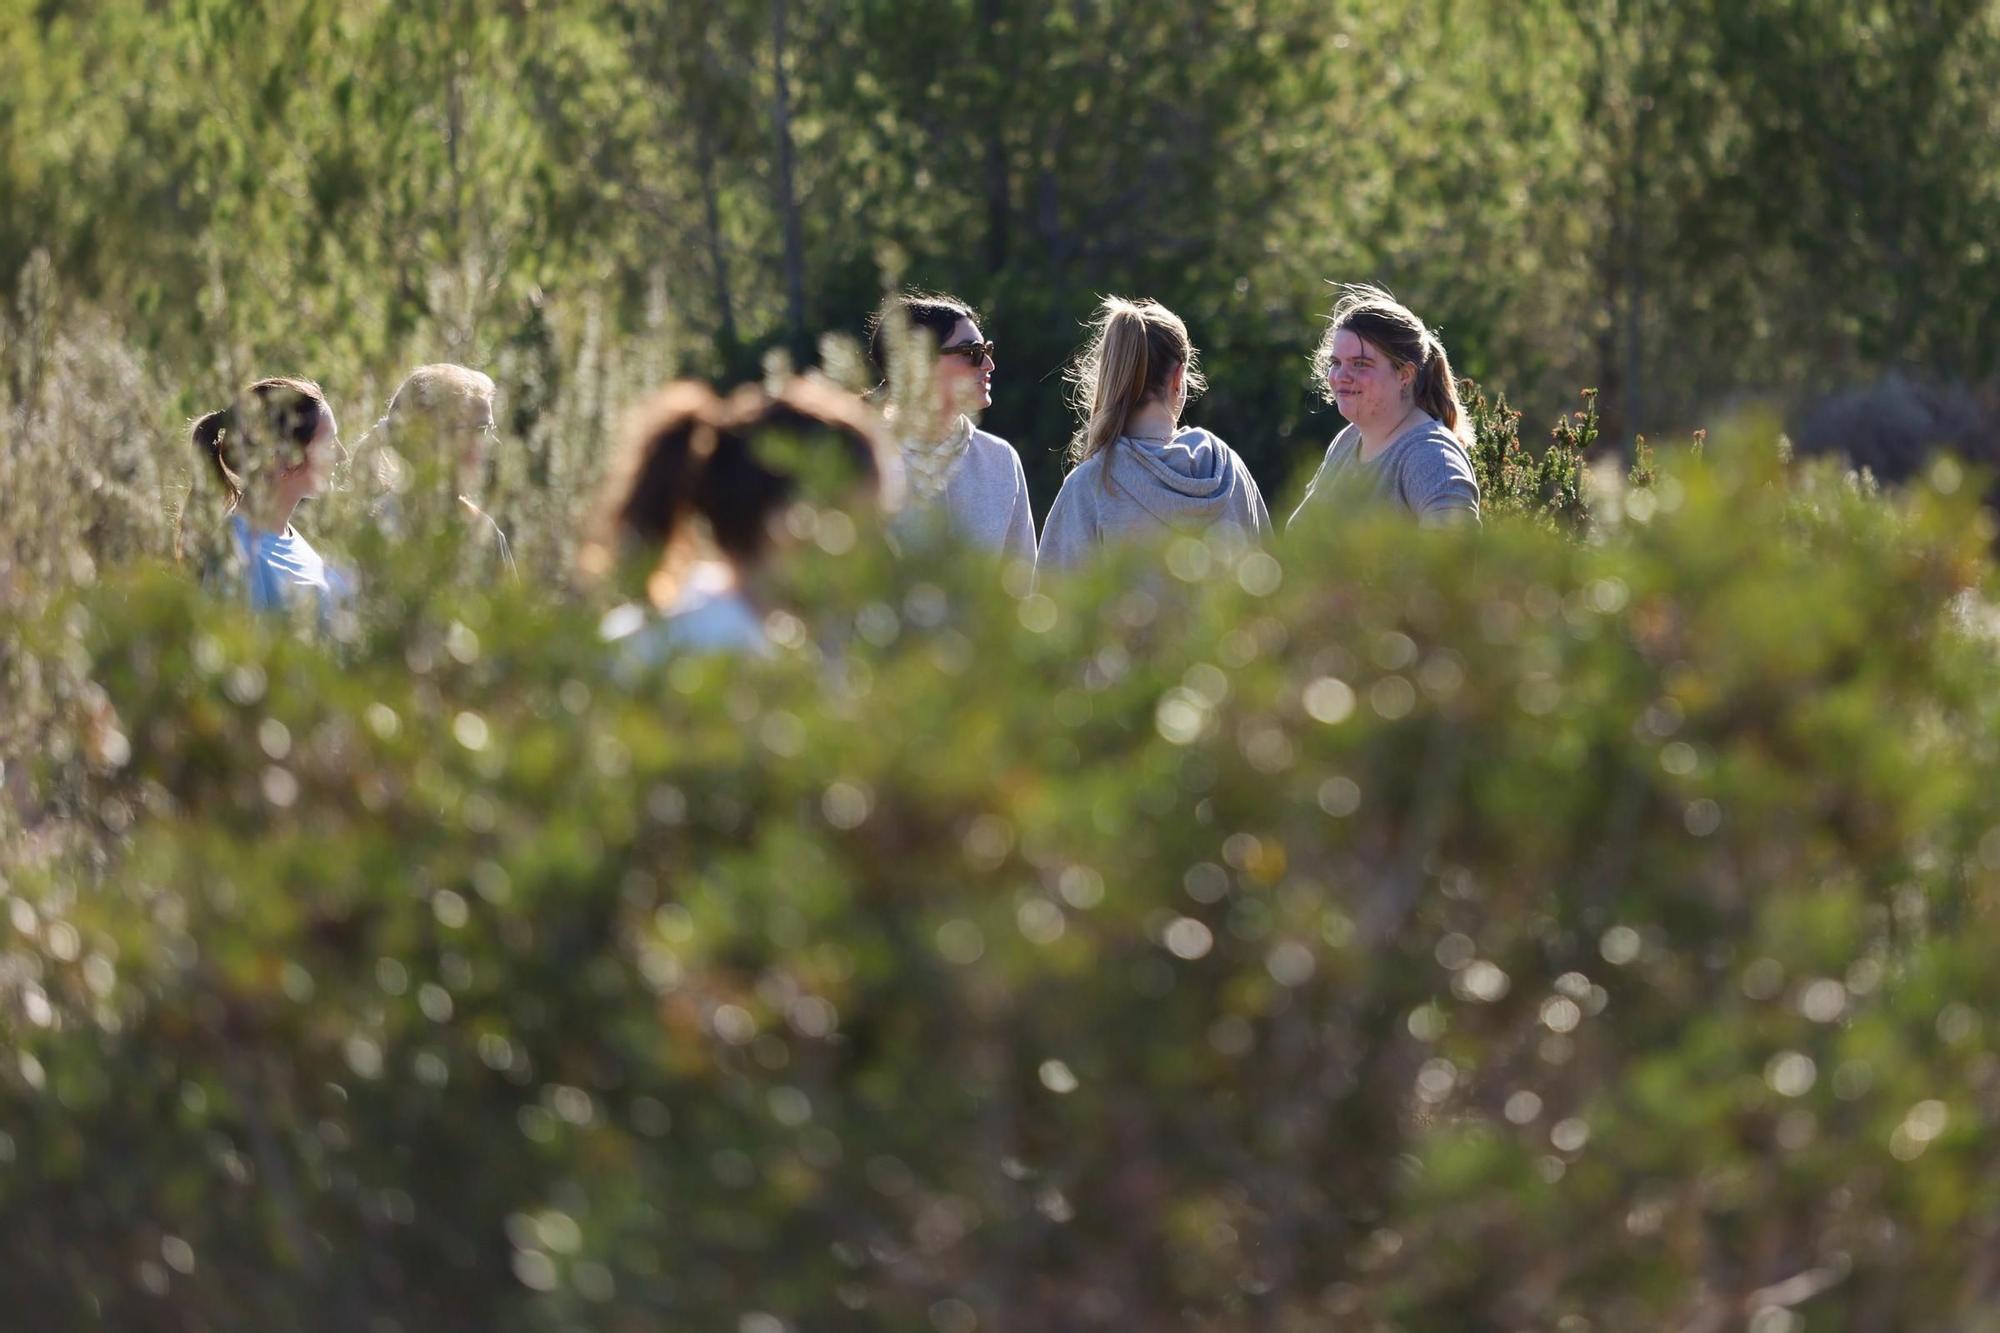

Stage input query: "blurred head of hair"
[
  {"left": 582, "top": 375, "right": 900, "bottom": 608},
  {"left": 1792, "top": 372, "right": 2000, "bottom": 493},
  {"left": 372, "top": 363, "right": 498, "bottom": 495}
]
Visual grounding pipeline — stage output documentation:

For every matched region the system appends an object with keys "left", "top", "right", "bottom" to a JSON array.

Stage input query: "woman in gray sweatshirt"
[
  {"left": 868, "top": 291, "right": 1036, "bottom": 564},
  {"left": 1037, "top": 297, "right": 1271, "bottom": 573},
  {"left": 1288, "top": 284, "right": 1481, "bottom": 529}
]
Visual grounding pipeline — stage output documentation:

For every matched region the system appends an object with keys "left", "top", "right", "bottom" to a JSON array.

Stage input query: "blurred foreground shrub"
[{"left": 4, "top": 437, "right": 2000, "bottom": 1331}]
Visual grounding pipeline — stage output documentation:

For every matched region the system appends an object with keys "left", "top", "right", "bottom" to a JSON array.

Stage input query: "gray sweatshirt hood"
[
  {"left": 1037, "top": 425, "right": 1274, "bottom": 574},
  {"left": 1103, "top": 428, "right": 1247, "bottom": 523}
]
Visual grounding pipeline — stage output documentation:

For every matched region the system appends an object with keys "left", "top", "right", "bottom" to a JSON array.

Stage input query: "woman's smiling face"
[{"left": 1325, "top": 328, "right": 1410, "bottom": 427}]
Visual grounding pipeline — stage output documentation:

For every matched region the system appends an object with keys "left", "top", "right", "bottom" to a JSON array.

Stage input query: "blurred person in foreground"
[
  {"left": 585, "top": 377, "right": 900, "bottom": 661},
  {"left": 1037, "top": 296, "right": 1270, "bottom": 573},
  {"left": 363, "top": 363, "right": 515, "bottom": 577},
  {"left": 867, "top": 289, "right": 1036, "bottom": 565},
  {"left": 182, "top": 377, "right": 352, "bottom": 616},
  {"left": 1289, "top": 284, "right": 1480, "bottom": 529}
]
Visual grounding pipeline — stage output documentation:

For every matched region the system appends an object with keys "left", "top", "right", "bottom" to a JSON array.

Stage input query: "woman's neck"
[
  {"left": 1125, "top": 400, "right": 1178, "bottom": 443},
  {"left": 1357, "top": 403, "right": 1426, "bottom": 459},
  {"left": 936, "top": 412, "right": 973, "bottom": 447},
  {"left": 240, "top": 495, "right": 301, "bottom": 535},
  {"left": 707, "top": 558, "right": 775, "bottom": 619},
  {"left": 894, "top": 403, "right": 970, "bottom": 446},
  {"left": 650, "top": 554, "right": 749, "bottom": 615}
]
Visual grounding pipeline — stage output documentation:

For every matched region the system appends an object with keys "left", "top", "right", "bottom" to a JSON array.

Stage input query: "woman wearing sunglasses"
[{"left": 867, "top": 290, "right": 1036, "bottom": 564}]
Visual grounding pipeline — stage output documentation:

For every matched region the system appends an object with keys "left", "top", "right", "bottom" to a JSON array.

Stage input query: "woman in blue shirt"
[{"left": 185, "top": 377, "right": 352, "bottom": 614}]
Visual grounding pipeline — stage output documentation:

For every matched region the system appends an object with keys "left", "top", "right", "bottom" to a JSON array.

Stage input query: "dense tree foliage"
[{"left": 5, "top": 0, "right": 1997, "bottom": 501}]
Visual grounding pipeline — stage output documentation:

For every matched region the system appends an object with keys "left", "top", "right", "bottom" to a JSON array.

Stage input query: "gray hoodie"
[
  {"left": 1037, "top": 427, "right": 1272, "bottom": 573},
  {"left": 896, "top": 422, "right": 1037, "bottom": 563},
  {"left": 1287, "top": 417, "right": 1480, "bottom": 529}
]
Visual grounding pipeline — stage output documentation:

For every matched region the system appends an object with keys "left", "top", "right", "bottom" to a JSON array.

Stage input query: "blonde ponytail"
[{"left": 1064, "top": 296, "right": 1205, "bottom": 468}]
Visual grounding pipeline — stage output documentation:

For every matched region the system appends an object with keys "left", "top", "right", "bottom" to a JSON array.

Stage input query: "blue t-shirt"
[
  {"left": 601, "top": 590, "right": 771, "bottom": 665},
  {"left": 229, "top": 515, "right": 352, "bottom": 615},
  {"left": 600, "top": 564, "right": 772, "bottom": 666}
]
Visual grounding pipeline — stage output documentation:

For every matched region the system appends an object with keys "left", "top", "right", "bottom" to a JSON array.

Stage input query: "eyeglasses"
[{"left": 939, "top": 340, "right": 996, "bottom": 366}]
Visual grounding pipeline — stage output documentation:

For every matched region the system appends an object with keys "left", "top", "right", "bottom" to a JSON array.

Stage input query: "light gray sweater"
[
  {"left": 896, "top": 423, "right": 1037, "bottom": 563},
  {"left": 1037, "top": 427, "right": 1272, "bottom": 573},
  {"left": 1287, "top": 417, "right": 1481, "bottom": 529}
]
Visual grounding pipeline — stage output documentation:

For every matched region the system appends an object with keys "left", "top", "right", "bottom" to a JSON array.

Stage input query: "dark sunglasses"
[{"left": 939, "top": 339, "right": 996, "bottom": 366}]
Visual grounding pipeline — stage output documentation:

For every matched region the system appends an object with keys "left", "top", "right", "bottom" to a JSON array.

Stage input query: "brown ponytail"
[
  {"left": 587, "top": 382, "right": 725, "bottom": 574},
  {"left": 191, "top": 408, "right": 244, "bottom": 507},
  {"left": 1314, "top": 285, "right": 1471, "bottom": 446},
  {"left": 1411, "top": 341, "right": 1467, "bottom": 443},
  {"left": 1064, "top": 296, "right": 1206, "bottom": 468},
  {"left": 585, "top": 377, "right": 894, "bottom": 607}
]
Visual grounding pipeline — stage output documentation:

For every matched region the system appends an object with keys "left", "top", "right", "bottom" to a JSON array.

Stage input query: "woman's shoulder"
[
  {"left": 966, "top": 427, "right": 1029, "bottom": 478},
  {"left": 1057, "top": 449, "right": 1106, "bottom": 485},
  {"left": 1387, "top": 418, "right": 1481, "bottom": 516},
  {"left": 601, "top": 588, "right": 770, "bottom": 662},
  {"left": 1390, "top": 418, "right": 1473, "bottom": 464},
  {"left": 1043, "top": 452, "right": 1107, "bottom": 519},
  {"left": 968, "top": 425, "right": 1019, "bottom": 456},
  {"left": 667, "top": 593, "right": 768, "bottom": 654},
  {"left": 1182, "top": 425, "right": 1259, "bottom": 475},
  {"left": 1408, "top": 416, "right": 1470, "bottom": 449}
]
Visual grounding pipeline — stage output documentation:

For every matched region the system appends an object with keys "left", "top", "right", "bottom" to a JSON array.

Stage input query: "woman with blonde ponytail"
[
  {"left": 1037, "top": 297, "right": 1270, "bottom": 573},
  {"left": 1289, "top": 285, "right": 1480, "bottom": 528}
]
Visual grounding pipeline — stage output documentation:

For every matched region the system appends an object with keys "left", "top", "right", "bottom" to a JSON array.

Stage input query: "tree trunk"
[
  {"left": 979, "top": 0, "right": 1010, "bottom": 273},
  {"left": 694, "top": 103, "right": 739, "bottom": 352},
  {"left": 769, "top": 0, "right": 807, "bottom": 342},
  {"left": 1622, "top": 0, "right": 1650, "bottom": 460}
]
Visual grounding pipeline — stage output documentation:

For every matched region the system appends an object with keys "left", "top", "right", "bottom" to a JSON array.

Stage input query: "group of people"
[
  {"left": 184, "top": 362, "right": 511, "bottom": 612},
  {"left": 185, "top": 285, "right": 1481, "bottom": 655}
]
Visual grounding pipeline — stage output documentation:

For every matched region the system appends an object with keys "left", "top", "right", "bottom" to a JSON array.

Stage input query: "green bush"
[
  {"left": 1465, "top": 384, "right": 1591, "bottom": 530},
  {"left": 5, "top": 432, "right": 2000, "bottom": 1330}
]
